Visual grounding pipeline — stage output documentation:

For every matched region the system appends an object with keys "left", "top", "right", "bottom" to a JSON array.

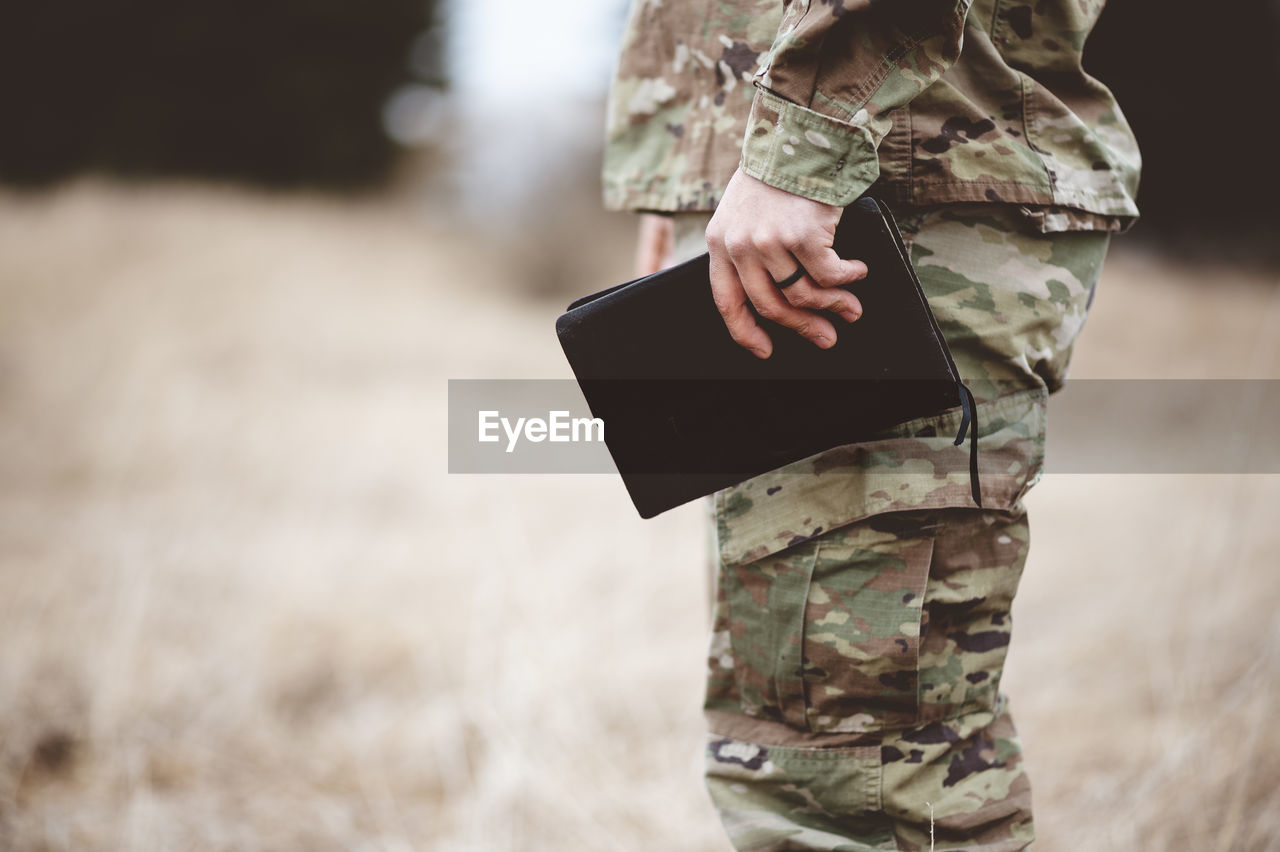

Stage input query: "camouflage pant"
[{"left": 671, "top": 205, "right": 1112, "bottom": 851}]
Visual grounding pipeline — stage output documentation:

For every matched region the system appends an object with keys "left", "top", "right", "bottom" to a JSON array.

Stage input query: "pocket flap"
[{"left": 715, "top": 390, "right": 1046, "bottom": 568}]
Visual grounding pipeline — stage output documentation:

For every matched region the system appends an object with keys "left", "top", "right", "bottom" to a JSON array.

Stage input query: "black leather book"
[{"left": 555, "top": 197, "right": 977, "bottom": 518}]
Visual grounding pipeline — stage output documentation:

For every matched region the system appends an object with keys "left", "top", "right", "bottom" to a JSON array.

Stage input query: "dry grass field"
[{"left": 1, "top": 181, "right": 1277, "bottom": 851}]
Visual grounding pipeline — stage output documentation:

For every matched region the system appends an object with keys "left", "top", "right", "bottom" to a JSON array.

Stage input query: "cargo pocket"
[
  {"left": 800, "top": 514, "right": 936, "bottom": 733},
  {"left": 715, "top": 508, "right": 939, "bottom": 734}
]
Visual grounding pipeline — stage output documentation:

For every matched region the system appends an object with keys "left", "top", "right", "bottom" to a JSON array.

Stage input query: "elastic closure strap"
[{"left": 952, "top": 382, "right": 982, "bottom": 507}]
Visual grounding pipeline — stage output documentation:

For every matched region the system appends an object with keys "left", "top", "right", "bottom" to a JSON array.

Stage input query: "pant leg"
[{"left": 691, "top": 205, "right": 1112, "bottom": 851}]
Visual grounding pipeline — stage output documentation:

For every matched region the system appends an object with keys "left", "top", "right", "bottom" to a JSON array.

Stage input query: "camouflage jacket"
[{"left": 603, "top": 0, "right": 1140, "bottom": 230}]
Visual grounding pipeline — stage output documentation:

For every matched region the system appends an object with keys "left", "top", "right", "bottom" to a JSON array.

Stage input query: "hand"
[
  {"left": 705, "top": 168, "right": 868, "bottom": 359},
  {"left": 634, "top": 213, "right": 674, "bottom": 278}
]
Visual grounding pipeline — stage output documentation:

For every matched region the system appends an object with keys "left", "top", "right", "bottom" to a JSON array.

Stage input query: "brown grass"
[{"left": 0, "top": 180, "right": 1276, "bottom": 851}]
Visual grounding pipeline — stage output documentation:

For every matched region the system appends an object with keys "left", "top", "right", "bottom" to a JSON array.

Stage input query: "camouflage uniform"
[
  {"left": 606, "top": 2, "right": 1137, "bottom": 849},
  {"left": 605, "top": 0, "right": 1139, "bottom": 226}
]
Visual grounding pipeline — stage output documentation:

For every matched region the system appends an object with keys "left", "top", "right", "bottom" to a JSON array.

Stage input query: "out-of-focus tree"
[{"left": 0, "top": 0, "right": 440, "bottom": 189}]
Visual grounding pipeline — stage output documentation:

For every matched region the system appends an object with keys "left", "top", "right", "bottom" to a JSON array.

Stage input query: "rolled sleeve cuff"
[{"left": 740, "top": 88, "right": 880, "bottom": 207}]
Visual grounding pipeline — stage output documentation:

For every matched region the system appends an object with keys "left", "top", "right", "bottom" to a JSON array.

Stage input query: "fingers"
[
  {"left": 707, "top": 249, "right": 774, "bottom": 359},
  {"left": 787, "top": 234, "right": 868, "bottom": 289},
  {"left": 753, "top": 242, "right": 863, "bottom": 325},
  {"left": 726, "top": 234, "right": 839, "bottom": 350},
  {"left": 781, "top": 278, "right": 863, "bottom": 324},
  {"left": 704, "top": 168, "right": 870, "bottom": 356}
]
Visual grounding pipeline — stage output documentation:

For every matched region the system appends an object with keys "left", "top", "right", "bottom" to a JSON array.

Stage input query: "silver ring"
[{"left": 774, "top": 266, "right": 806, "bottom": 289}]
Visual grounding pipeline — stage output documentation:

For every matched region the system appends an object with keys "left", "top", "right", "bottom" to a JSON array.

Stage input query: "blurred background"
[{"left": 1, "top": 1, "right": 1278, "bottom": 850}]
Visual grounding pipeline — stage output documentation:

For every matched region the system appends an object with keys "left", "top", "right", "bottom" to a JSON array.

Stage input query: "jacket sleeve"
[{"left": 742, "top": 0, "right": 971, "bottom": 206}]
